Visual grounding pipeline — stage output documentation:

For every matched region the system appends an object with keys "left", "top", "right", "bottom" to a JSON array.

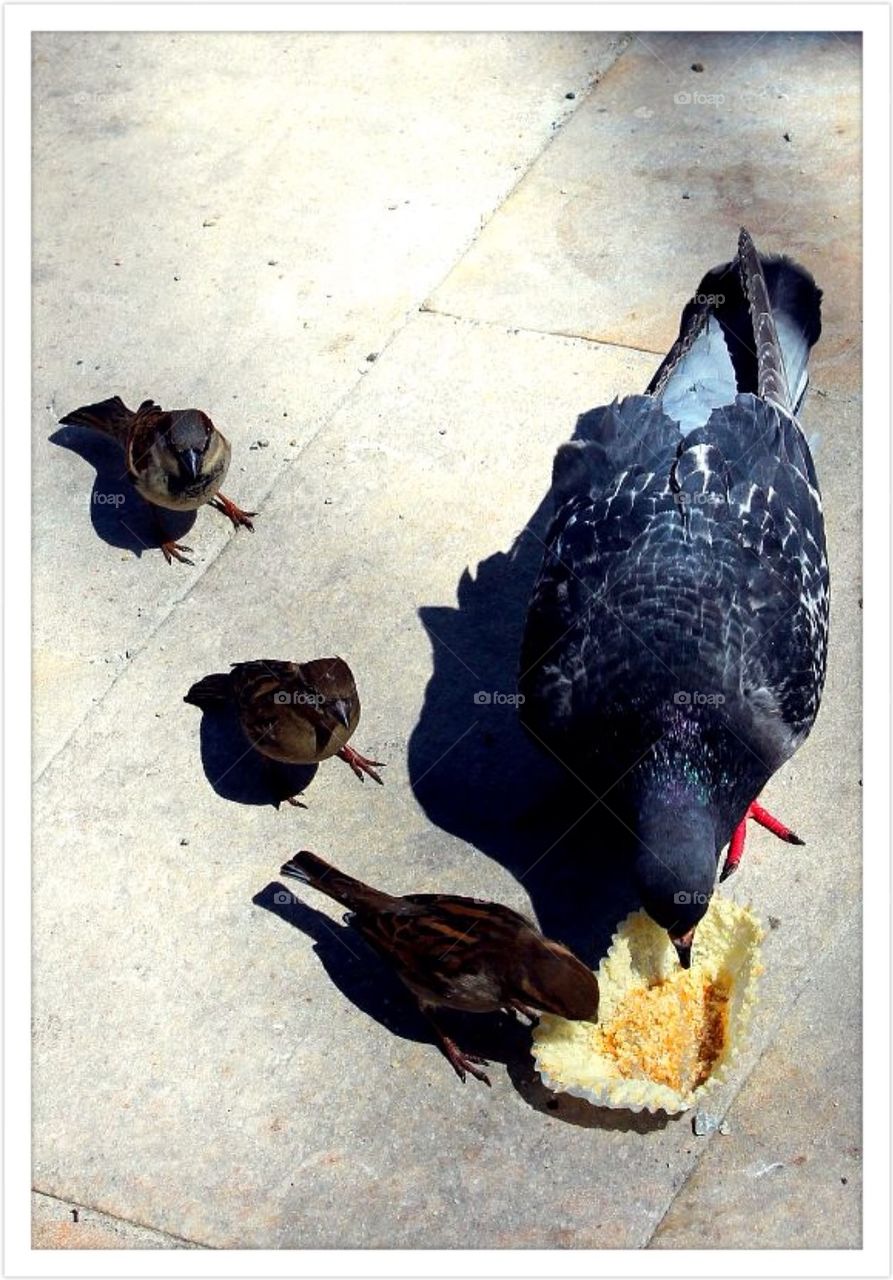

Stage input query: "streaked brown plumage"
[
  {"left": 280, "top": 850, "right": 599, "bottom": 1085},
  {"left": 185, "top": 656, "right": 384, "bottom": 797},
  {"left": 58, "top": 395, "right": 255, "bottom": 564}
]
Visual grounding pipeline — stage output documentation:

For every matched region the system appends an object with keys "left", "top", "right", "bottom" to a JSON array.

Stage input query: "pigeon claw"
[{"left": 720, "top": 799, "right": 805, "bottom": 881}]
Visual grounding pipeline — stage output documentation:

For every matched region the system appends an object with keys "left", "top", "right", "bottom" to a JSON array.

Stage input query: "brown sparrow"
[
  {"left": 185, "top": 656, "right": 384, "bottom": 798},
  {"left": 279, "top": 850, "right": 599, "bottom": 1085},
  {"left": 58, "top": 395, "right": 255, "bottom": 564}
]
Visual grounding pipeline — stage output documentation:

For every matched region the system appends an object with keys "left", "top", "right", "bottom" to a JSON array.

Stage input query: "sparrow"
[
  {"left": 185, "top": 656, "right": 384, "bottom": 799},
  {"left": 58, "top": 395, "right": 255, "bottom": 564},
  {"left": 520, "top": 229, "right": 827, "bottom": 966},
  {"left": 279, "top": 849, "right": 599, "bottom": 1085}
]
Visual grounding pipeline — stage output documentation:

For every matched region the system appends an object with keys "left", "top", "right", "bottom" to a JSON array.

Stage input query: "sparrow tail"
[
  {"left": 183, "top": 672, "right": 233, "bottom": 708},
  {"left": 279, "top": 850, "right": 395, "bottom": 914},
  {"left": 58, "top": 395, "right": 135, "bottom": 443}
]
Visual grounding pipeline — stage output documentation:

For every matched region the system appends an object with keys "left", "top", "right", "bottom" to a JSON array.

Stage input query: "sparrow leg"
[
  {"left": 210, "top": 493, "right": 256, "bottom": 531},
  {"left": 267, "top": 761, "right": 308, "bottom": 810},
  {"left": 720, "top": 799, "right": 805, "bottom": 882},
  {"left": 418, "top": 1005, "right": 491, "bottom": 1087},
  {"left": 508, "top": 1000, "right": 541, "bottom": 1025},
  {"left": 337, "top": 744, "right": 385, "bottom": 785},
  {"left": 149, "top": 505, "right": 194, "bottom": 565}
]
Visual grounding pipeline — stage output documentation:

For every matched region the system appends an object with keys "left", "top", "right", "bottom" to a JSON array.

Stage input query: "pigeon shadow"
[
  {"left": 254, "top": 881, "right": 533, "bottom": 1078},
  {"left": 189, "top": 700, "right": 318, "bottom": 807},
  {"left": 407, "top": 419, "right": 642, "bottom": 973},
  {"left": 50, "top": 425, "right": 197, "bottom": 556}
]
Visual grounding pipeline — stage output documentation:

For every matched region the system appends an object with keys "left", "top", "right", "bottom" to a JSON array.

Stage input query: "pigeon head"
[{"left": 632, "top": 799, "right": 717, "bottom": 968}]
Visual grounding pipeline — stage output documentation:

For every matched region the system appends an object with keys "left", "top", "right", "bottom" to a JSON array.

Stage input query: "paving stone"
[
  {"left": 428, "top": 31, "right": 861, "bottom": 396},
  {"left": 649, "top": 921, "right": 861, "bottom": 1249},
  {"left": 32, "top": 1191, "right": 202, "bottom": 1249}
]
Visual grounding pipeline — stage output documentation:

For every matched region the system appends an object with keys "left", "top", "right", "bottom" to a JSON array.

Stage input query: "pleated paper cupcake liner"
[{"left": 532, "top": 896, "right": 764, "bottom": 1114}]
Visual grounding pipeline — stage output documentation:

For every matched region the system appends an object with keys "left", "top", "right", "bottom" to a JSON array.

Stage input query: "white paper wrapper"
[{"left": 532, "top": 896, "right": 764, "bottom": 1114}]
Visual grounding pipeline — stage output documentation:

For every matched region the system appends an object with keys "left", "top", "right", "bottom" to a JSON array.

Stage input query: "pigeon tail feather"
[{"left": 647, "top": 229, "right": 822, "bottom": 428}]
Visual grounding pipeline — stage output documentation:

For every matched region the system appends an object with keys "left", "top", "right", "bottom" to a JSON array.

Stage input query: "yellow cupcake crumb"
[
  {"left": 592, "top": 970, "right": 730, "bottom": 1093},
  {"left": 532, "top": 897, "right": 763, "bottom": 1113}
]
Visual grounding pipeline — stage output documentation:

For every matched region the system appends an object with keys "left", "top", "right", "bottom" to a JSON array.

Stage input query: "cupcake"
[{"left": 532, "top": 896, "right": 764, "bottom": 1114}]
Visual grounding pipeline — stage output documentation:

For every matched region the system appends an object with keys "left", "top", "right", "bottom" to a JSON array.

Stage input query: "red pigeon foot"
[{"left": 720, "top": 800, "right": 805, "bottom": 881}]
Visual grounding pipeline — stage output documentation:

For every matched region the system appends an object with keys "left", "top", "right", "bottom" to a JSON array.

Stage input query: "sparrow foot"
[
  {"left": 211, "top": 493, "right": 256, "bottom": 531},
  {"left": 509, "top": 1001, "right": 541, "bottom": 1025},
  {"left": 439, "top": 1033, "right": 492, "bottom": 1087},
  {"left": 720, "top": 799, "right": 805, "bottom": 881},
  {"left": 283, "top": 795, "right": 308, "bottom": 810},
  {"left": 418, "top": 1003, "right": 492, "bottom": 1086},
  {"left": 160, "top": 540, "right": 194, "bottom": 566},
  {"left": 149, "top": 505, "right": 194, "bottom": 565},
  {"left": 337, "top": 744, "right": 385, "bottom": 785}
]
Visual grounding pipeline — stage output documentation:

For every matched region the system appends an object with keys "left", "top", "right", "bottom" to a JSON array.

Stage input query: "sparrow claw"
[
  {"left": 161, "top": 540, "right": 194, "bottom": 566},
  {"left": 509, "top": 1001, "right": 541, "bottom": 1025},
  {"left": 338, "top": 745, "right": 385, "bottom": 785},
  {"left": 211, "top": 493, "right": 256, "bottom": 531},
  {"left": 423, "top": 1014, "right": 492, "bottom": 1087},
  {"left": 446, "top": 1046, "right": 492, "bottom": 1087},
  {"left": 283, "top": 795, "right": 308, "bottom": 809}
]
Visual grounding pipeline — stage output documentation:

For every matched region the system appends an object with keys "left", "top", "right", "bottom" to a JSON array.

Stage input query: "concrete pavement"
[{"left": 32, "top": 30, "right": 861, "bottom": 1250}]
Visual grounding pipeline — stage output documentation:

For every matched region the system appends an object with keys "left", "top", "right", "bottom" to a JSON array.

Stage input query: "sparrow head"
[
  {"left": 633, "top": 798, "right": 717, "bottom": 968},
  {"left": 162, "top": 409, "right": 225, "bottom": 484},
  {"left": 128, "top": 403, "right": 231, "bottom": 511},
  {"left": 513, "top": 936, "right": 600, "bottom": 1022},
  {"left": 297, "top": 657, "right": 360, "bottom": 733}
]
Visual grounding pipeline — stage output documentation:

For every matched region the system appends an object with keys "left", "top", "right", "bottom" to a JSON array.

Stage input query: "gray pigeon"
[{"left": 519, "top": 229, "right": 828, "bottom": 965}]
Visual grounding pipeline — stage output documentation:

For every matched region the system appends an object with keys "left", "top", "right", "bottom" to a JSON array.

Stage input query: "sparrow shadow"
[
  {"left": 407, "top": 463, "right": 641, "bottom": 972},
  {"left": 254, "top": 882, "right": 536, "bottom": 1079},
  {"left": 190, "top": 702, "right": 317, "bottom": 807},
  {"left": 49, "top": 425, "right": 196, "bottom": 556}
]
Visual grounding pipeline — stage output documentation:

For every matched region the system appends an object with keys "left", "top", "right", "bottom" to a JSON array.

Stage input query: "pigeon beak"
[
  {"left": 179, "top": 447, "right": 202, "bottom": 481},
  {"left": 331, "top": 698, "right": 351, "bottom": 730},
  {"left": 671, "top": 928, "right": 696, "bottom": 969}
]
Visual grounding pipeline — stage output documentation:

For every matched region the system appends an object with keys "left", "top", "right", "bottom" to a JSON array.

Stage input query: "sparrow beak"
[
  {"left": 671, "top": 928, "right": 696, "bottom": 969},
  {"left": 179, "top": 447, "right": 203, "bottom": 481},
  {"left": 331, "top": 698, "right": 351, "bottom": 729}
]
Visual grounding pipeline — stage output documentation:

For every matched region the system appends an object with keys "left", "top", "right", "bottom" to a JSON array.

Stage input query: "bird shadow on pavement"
[
  {"left": 188, "top": 700, "right": 317, "bottom": 807},
  {"left": 406, "top": 427, "right": 664, "bottom": 1129},
  {"left": 254, "top": 880, "right": 537, "bottom": 1082},
  {"left": 50, "top": 425, "right": 197, "bottom": 556},
  {"left": 407, "top": 468, "right": 642, "bottom": 972}
]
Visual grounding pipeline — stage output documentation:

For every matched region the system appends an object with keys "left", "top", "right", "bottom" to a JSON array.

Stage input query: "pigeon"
[
  {"left": 519, "top": 229, "right": 828, "bottom": 965},
  {"left": 58, "top": 395, "right": 255, "bottom": 563},
  {"left": 279, "top": 850, "right": 599, "bottom": 1085}
]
